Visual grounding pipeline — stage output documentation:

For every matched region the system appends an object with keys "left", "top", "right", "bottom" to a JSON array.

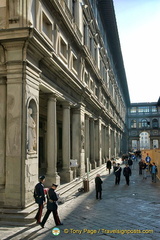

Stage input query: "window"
[
  {"left": 71, "top": 52, "right": 78, "bottom": 73},
  {"left": 152, "top": 119, "right": 158, "bottom": 128},
  {"left": 130, "top": 107, "right": 136, "bottom": 113},
  {"left": 84, "top": 71, "right": 89, "bottom": 85},
  {"left": 131, "top": 120, "right": 136, "bottom": 128},
  {"left": 139, "top": 119, "right": 148, "bottom": 128},
  {"left": 42, "top": 12, "right": 52, "bottom": 41},
  {"left": 59, "top": 36, "right": 68, "bottom": 61},
  {"left": 90, "top": 78, "right": 94, "bottom": 92},
  {"left": 151, "top": 106, "right": 157, "bottom": 112},
  {"left": 138, "top": 106, "right": 149, "bottom": 113}
]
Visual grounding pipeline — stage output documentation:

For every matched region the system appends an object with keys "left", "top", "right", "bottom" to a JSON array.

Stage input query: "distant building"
[{"left": 128, "top": 100, "right": 160, "bottom": 151}]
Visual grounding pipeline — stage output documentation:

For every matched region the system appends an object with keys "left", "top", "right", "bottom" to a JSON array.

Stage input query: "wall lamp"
[
  {"left": 94, "top": 33, "right": 98, "bottom": 37},
  {"left": 88, "top": 19, "right": 93, "bottom": 24},
  {"left": 81, "top": 3, "right": 88, "bottom": 9}
]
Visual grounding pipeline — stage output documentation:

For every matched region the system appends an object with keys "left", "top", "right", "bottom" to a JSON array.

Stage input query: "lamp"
[{"left": 81, "top": 3, "right": 88, "bottom": 9}]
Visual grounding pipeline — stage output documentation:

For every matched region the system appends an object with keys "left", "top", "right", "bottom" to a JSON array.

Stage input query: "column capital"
[
  {"left": 62, "top": 101, "right": 71, "bottom": 109},
  {"left": 47, "top": 93, "right": 57, "bottom": 102}
]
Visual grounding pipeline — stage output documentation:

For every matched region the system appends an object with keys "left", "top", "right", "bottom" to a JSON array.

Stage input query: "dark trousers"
[
  {"left": 152, "top": 173, "right": 156, "bottom": 183},
  {"left": 96, "top": 190, "right": 102, "bottom": 199},
  {"left": 125, "top": 176, "right": 130, "bottom": 185},
  {"left": 115, "top": 176, "right": 121, "bottom": 184},
  {"left": 139, "top": 167, "right": 142, "bottom": 175},
  {"left": 41, "top": 209, "right": 61, "bottom": 226},
  {"left": 35, "top": 204, "right": 43, "bottom": 223}
]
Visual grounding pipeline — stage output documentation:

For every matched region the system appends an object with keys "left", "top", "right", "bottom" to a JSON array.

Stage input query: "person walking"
[
  {"left": 151, "top": 162, "right": 158, "bottom": 183},
  {"left": 141, "top": 160, "right": 147, "bottom": 179},
  {"left": 95, "top": 174, "right": 103, "bottom": 200},
  {"left": 114, "top": 163, "right": 122, "bottom": 185},
  {"left": 106, "top": 159, "right": 112, "bottom": 174},
  {"left": 40, "top": 184, "right": 63, "bottom": 228},
  {"left": 34, "top": 175, "right": 46, "bottom": 224},
  {"left": 128, "top": 157, "right": 133, "bottom": 169},
  {"left": 123, "top": 164, "right": 132, "bottom": 186},
  {"left": 145, "top": 153, "right": 151, "bottom": 172},
  {"left": 139, "top": 159, "right": 143, "bottom": 175}
]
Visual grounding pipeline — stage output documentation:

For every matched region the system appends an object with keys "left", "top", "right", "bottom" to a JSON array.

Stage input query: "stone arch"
[{"left": 139, "top": 131, "right": 150, "bottom": 150}]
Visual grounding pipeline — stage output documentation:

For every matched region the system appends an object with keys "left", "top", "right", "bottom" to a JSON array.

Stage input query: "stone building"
[
  {"left": 0, "top": 0, "right": 130, "bottom": 210},
  {"left": 128, "top": 99, "right": 160, "bottom": 151}
]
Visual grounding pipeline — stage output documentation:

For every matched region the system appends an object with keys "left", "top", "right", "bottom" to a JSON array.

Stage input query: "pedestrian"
[
  {"left": 141, "top": 160, "right": 147, "bottom": 179},
  {"left": 95, "top": 174, "right": 103, "bottom": 200},
  {"left": 114, "top": 163, "right": 122, "bottom": 185},
  {"left": 145, "top": 153, "right": 151, "bottom": 172},
  {"left": 128, "top": 157, "right": 133, "bottom": 169},
  {"left": 106, "top": 159, "right": 112, "bottom": 174},
  {"left": 139, "top": 159, "right": 143, "bottom": 175},
  {"left": 34, "top": 175, "right": 46, "bottom": 224},
  {"left": 40, "top": 184, "right": 63, "bottom": 228},
  {"left": 151, "top": 162, "right": 158, "bottom": 183},
  {"left": 123, "top": 164, "right": 132, "bottom": 185}
]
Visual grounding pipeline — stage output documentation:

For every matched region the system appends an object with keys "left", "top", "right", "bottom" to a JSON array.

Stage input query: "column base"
[
  {"left": 45, "top": 173, "right": 60, "bottom": 187},
  {"left": 91, "top": 161, "right": 96, "bottom": 169},
  {"left": 59, "top": 169, "right": 73, "bottom": 183}
]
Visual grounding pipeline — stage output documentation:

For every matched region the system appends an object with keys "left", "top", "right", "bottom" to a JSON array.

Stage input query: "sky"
[{"left": 113, "top": 0, "right": 160, "bottom": 103}]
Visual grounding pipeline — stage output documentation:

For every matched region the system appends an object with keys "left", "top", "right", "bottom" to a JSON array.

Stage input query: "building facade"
[
  {"left": 0, "top": 0, "right": 130, "bottom": 209},
  {"left": 128, "top": 100, "right": 160, "bottom": 151}
]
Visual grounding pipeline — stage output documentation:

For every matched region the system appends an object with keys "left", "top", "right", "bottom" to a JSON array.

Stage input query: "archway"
[{"left": 139, "top": 131, "right": 150, "bottom": 150}]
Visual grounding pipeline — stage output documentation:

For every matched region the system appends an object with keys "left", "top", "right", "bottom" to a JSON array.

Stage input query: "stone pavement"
[{"left": 0, "top": 160, "right": 160, "bottom": 240}]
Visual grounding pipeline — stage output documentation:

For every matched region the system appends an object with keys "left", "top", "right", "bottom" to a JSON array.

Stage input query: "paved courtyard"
[{"left": 1, "top": 160, "right": 160, "bottom": 240}]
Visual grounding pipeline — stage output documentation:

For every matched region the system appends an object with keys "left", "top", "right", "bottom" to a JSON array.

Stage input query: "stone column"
[
  {"left": 102, "top": 124, "right": 105, "bottom": 163},
  {"left": 110, "top": 128, "right": 114, "bottom": 158},
  {"left": 114, "top": 130, "right": 117, "bottom": 157},
  {"left": 46, "top": 94, "right": 60, "bottom": 186},
  {"left": 72, "top": 104, "right": 85, "bottom": 177},
  {"left": 85, "top": 115, "right": 90, "bottom": 171},
  {"left": 61, "top": 102, "right": 73, "bottom": 182},
  {"left": 0, "top": 78, "right": 6, "bottom": 188},
  {"left": 90, "top": 118, "right": 96, "bottom": 169},
  {"left": 95, "top": 118, "right": 102, "bottom": 166}
]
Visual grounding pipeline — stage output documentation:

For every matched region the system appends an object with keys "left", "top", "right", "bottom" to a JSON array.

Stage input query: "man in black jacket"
[
  {"left": 123, "top": 164, "right": 132, "bottom": 186},
  {"left": 34, "top": 175, "right": 45, "bottom": 224},
  {"left": 95, "top": 174, "right": 103, "bottom": 199},
  {"left": 114, "top": 163, "right": 122, "bottom": 185},
  {"left": 40, "top": 184, "right": 63, "bottom": 228}
]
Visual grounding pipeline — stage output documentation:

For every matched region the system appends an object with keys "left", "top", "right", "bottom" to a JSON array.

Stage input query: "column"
[
  {"left": 61, "top": 102, "right": 73, "bottom": 182},
  {"left": 104, "top": 126, "right": 107, "bottom": 159},
  {"left": 106, "top": 124, "right": 111, "bottom": 159},
  {"left": 95, "top": 118, "right": 102, "bottom": 166},
  {"left": 0, "top": 78, "right": 6, "bottom": 188},
  {"left": 90, "top": 118, "right": 96, "bottom": 169},
  {"left": 85, "top": 115, "right": 90, "bottom": 171},
  {"left": 114, "top": 130, "right": 117, "bottom": 157},
  {"left": 72, "top": 104, "right": 85, "bottom": 177},
  {"left": 46, "top": 94, "right": 60, "bottom": 186}
]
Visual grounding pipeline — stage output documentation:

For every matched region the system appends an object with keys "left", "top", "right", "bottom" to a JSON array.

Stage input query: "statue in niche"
[
  {"left": 81, "top": 122, "right": 85, "bottom": 149},
  {"left": 28, "top": 107, "right": 36, "bottom": 153}
]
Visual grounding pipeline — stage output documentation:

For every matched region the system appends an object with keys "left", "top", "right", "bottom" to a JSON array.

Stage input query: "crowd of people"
[
  {"left": 95, "top": 153, "right": 158, "bottom": 200},
  {"left": 33, "top": 153, "right": 158, "bottom": 226}
]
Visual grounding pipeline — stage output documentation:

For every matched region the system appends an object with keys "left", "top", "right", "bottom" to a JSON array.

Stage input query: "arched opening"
[{"left": 139, "top": 131, "right": 150, "bottom": 150}]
